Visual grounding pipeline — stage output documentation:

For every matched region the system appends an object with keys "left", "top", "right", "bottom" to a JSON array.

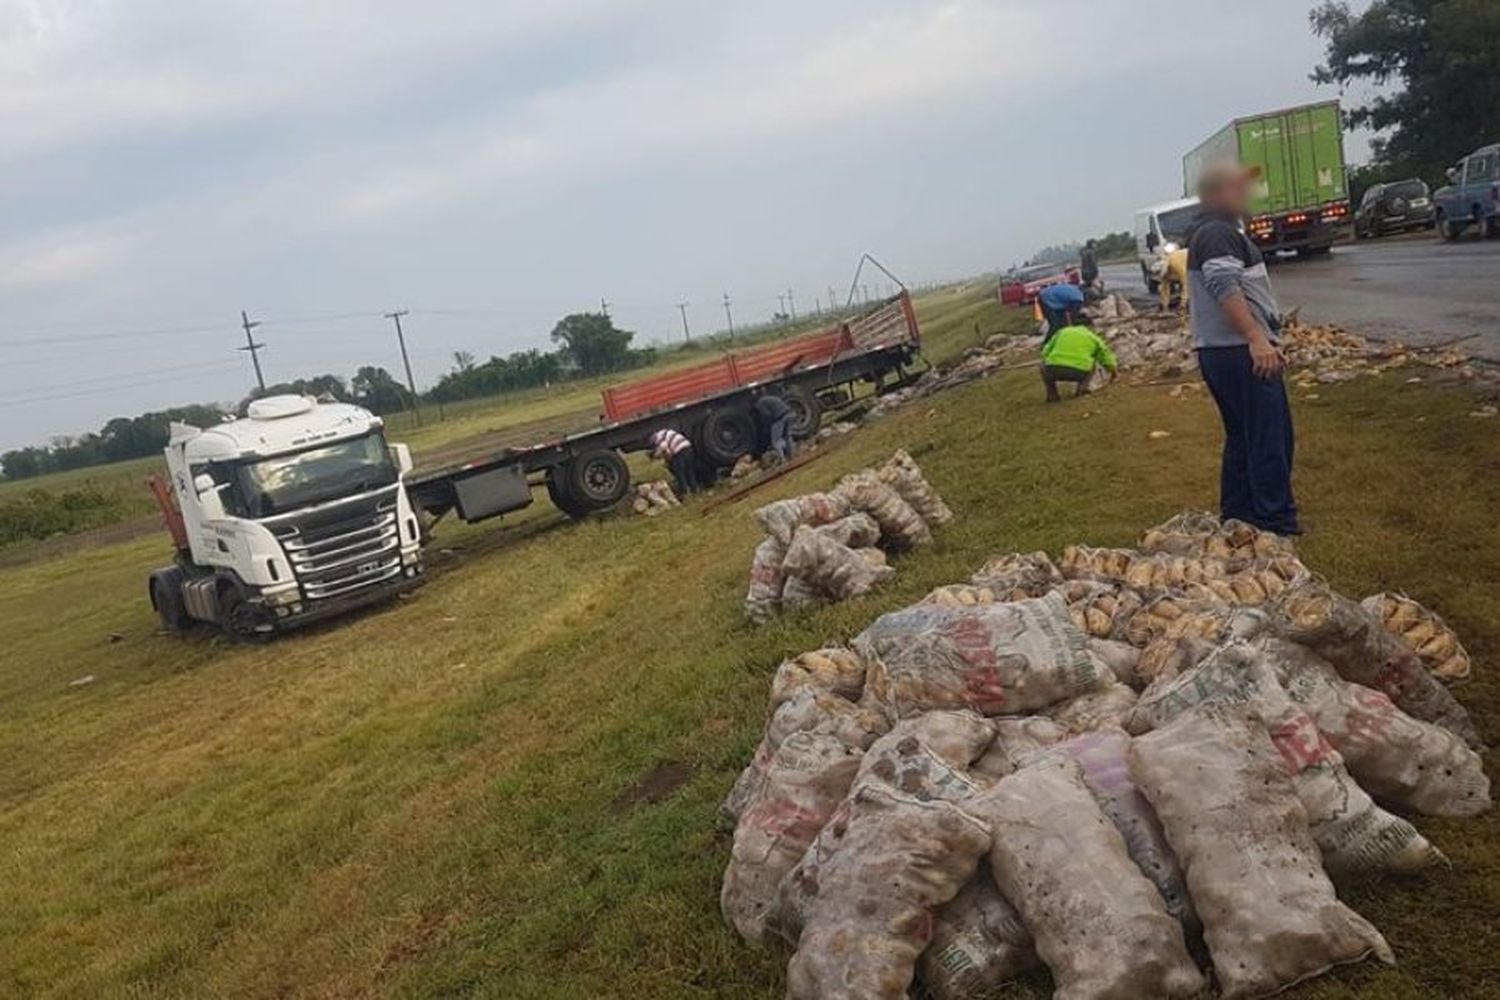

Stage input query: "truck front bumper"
[{"left": 259, "top": 559, "right": 427, "bottom": 632}]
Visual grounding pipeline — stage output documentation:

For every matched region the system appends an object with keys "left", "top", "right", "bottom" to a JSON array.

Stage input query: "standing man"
[
  {"left": 647, "top": 427, "right": 701, "bottom": 495},
  {"left": 752, "top": 390, "right": 795, "bottom": 461},
  {"left": 1187, "top": 161, "right": 1300, "bottom": 536},
  {"left": 1039, "top": 317, "right": 1117, "bottom": 402},
  {"left": 1079, "top": 239, "right": 1100, "bottom": 293},
  {"left": 1037, "top": 281, "right": 1086, "bottom": 342}
]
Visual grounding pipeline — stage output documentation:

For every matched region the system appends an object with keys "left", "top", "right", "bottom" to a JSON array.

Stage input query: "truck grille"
[{"left": 267, "top": 488, "right": 403, "bottom": 601}]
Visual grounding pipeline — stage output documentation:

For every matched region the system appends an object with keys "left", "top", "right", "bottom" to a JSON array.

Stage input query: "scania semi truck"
[{"left": 148, "top": 292, "right": 924, "bottom": 637}]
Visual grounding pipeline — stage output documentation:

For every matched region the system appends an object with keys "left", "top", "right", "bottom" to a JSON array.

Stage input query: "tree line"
[{"left": 1, "top": 312, "right": 652, "bottom": 481}]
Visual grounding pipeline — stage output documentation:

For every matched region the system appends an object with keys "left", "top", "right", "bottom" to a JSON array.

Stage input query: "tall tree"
[
  {"left": 349, "top": 366, "right": 412, "bottom": 415},
  {"left": 549, "top": 312, "right": 637, "bottom": 377},
  {"left": 1311, "top": 0, "right": 1500, "bottom": 177}
]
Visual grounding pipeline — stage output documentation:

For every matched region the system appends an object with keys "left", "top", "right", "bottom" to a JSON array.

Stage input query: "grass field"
[{"left": 2, "top": 283, "right": 1496, "bottom": 999}]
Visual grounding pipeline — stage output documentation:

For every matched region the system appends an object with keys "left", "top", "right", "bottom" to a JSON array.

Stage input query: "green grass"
[{"left": 1, "top": 286, "right": 1497, "bottom": 999}]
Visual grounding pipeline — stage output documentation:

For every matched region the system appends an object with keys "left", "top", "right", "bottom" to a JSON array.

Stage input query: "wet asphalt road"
[{"left": 1100, "top": 236, "right": 1500, "bottom": 361}]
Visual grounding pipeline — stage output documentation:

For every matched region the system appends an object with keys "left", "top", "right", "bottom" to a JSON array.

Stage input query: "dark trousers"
[
  {"left": 1197, "top": 346, "right": 1299, "bottom": 535},
  {"left": 668, "top": 450, "right": 701, "bottom": 495},
  {"left": 766, "top": 415, "right": 794, "bottom": 459},
  {"left": 1040, "top": 364, "right": 1090, "bottom": 402},
  {"left": 1042, "top": 306, "right": 1071, "bottom": 336}
]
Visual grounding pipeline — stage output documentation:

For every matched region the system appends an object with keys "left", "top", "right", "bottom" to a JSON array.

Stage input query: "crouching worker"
[
  {"left": 1040, "top": 320, "right": 1118, "bottom": 402},
  {"left": 647, "top": 427, "right": 701, "bottom": 495},
  {"left": 752, "top": 389, "right": 795, "bottom": 461},
  {"left": 1037, "top": 282, "right": 1086, "bottom": 343}
]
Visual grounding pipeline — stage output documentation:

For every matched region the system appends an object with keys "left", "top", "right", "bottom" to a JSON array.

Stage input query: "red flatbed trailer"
[{"left": 405, "top": 292, "right": 924, "bottom": 522}]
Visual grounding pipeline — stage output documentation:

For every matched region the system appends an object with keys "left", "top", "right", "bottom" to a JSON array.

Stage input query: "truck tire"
[
  {"left": 1438, "top": 214, "right": 1463, "bottom": 242},
  {"left": 563, "top": 449, "right": 630, "bottom": 513},
  {"left": 697, "top": 406, "right": 757, "bottom": 467},
  {"left": 545, "top": 467, "right": 580, "bottom": 516},
  {"left": 149, "top": 567, "right": 190, "bottom": 634},
  {"left": 1141, "top": 262, "right": 1160, "bottom": 295},
  {"left": 780, "top": 384, "right": 823, "bottom": 440}
]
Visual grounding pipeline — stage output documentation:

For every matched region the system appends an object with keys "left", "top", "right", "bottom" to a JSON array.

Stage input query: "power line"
[
  {"left": 239, "top": 310, "right": 267, "bottom": 392},
  {"left": 0, "top": 363, "right": 244, "bottom": 409}
]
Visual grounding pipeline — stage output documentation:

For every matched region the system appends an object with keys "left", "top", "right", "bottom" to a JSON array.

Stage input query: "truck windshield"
[
  {"left": 1157, "top": 206, "right": 1201, "bottom": 243},
  {"left": 233, "top": 433, "right": 397, "bottom": 517}
]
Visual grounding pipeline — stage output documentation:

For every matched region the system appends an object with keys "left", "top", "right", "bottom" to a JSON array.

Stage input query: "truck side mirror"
[
  {"left": 1145, "top": 231, "right": 1160, "bottom": 251},
  {"left": 390, "top": 443, "right": 414, "bottom": 476},
  {"left": 1446, "top": 167, "right": 1460, "bottom": 183}
]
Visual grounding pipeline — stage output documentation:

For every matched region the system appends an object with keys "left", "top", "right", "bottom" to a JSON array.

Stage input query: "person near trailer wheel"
[
  {"left": 647, "top": 427, "right": 701, "bottom": 495},
  {"left": 752, "top": 390, "right": 796, "bottom": 462}
]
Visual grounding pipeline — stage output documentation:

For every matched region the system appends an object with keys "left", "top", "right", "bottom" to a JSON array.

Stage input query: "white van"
[{"left": 1133, "top": 197, "right": 1201, "bottom": 293}]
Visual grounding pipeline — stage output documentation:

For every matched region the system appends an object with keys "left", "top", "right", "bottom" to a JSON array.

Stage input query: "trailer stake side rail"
[{"left": 405, "top": 291, "right": 924, "bottom": 523}]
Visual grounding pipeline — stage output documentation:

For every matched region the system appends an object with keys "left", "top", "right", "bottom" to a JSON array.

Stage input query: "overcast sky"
[{"left": 0, "top": 0, "right": 1368, "bottom": 451}]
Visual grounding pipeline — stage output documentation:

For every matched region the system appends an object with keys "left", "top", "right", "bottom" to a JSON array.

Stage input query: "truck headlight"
[{"left": 265, "top": 588, "right": 300, "bottom": 607}]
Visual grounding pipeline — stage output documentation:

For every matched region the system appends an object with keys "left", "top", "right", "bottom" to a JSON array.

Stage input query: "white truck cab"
[
  {"left": 1133, "top": 197, "right": 1201, "bottom": 293},
  {"left": 149, "top": 395, "right": 425, "bottom": 638}
]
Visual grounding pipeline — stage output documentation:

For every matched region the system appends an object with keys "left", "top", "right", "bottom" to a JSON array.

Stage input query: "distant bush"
[{"left": 0, "top": 487, "right": 131, "bottom": 547}]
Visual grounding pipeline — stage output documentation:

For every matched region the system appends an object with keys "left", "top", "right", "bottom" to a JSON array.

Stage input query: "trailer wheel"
[
  {"left": 564, "top": 449, "right": 631, "bottom": 513},
  {"left": 698, "top": 406, "right": 757, "bottom": 467},
  {"left": 149, "top": 567, "right": 190, "bottom": 634},
  {"left": 780, "top": 385, "right": 823, "bottom": 440},
  {"left": 545, "top": 468, "right": 580, "bottom": 515}
]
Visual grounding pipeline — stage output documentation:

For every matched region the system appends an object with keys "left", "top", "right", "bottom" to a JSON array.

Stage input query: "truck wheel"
[
  {"left": 1140, "top": 263, "right": 1159, "bottom": 295},
  {"left": 780, "top": 385, "right": 823, "bottom": 439},
  {"left": 149, "top": 567, "right": 190, "bottom": 633},
  {"left": 697, "top": 406, "right": 757, "bottom": 467},
  {"left": 216, "top": 577, "right": 272, "bottom": 643},
  {"left": 564, "top": 449, "right": 630, "bottom": 513},
  {"left": 545, "top": 468, "right": 579, "bottom": 515},
  {"left": 1438, "top": 215, "right": 1463, "bottom": 242}
]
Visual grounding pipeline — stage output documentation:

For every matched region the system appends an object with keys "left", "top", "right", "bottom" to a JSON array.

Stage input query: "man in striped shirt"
[{"left": 648, "top": 427, "right": 702, "bottom": 495}]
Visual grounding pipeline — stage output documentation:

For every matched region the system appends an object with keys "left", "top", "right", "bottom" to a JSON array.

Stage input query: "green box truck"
[{"left": 1183, "top": 100, "right": 1351, "bottom": 256}]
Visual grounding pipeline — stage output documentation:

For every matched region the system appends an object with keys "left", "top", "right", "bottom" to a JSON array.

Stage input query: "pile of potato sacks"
[
  {"left": 721, "top": 510, "right": 1489, "bottom": 1000},
  {"left": 744, "top": 450, "right": 952, "bottom": 622}
]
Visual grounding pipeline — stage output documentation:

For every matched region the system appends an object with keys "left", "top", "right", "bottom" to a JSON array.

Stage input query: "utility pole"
[
  {"left": 722, "top": 292, "right": 735, "bottom": 342},
  {"left": 385, "top": 309, "right": 421, "bottom": 426},
  {"left": 828, "top": 285, "right": 839, "bottom": 313},
  {"left": 777, "top": 294, "right": 787, "bottom": 320},
  {"left": 600, "top": 297, "right": 611, "bottom": 318},
  {"left": 861, "top": 284, "right": 871, "bottom": 304},
  {"left": 239, "top": 310, "right": 266, "bottom": 392},
  {"left": 786, "top": 288, "right": 797, "bottom": 322},
  {"left": 815, "top": 296, "right": 822, "bottom": 316},
  {"left": 676, "top": 302, "right": 691, "bottom": 343}
]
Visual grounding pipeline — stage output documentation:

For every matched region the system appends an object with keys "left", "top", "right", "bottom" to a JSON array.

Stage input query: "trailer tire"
[
  {"left": 545, "top": 468, "right": 580, "bottom": 515},
  {"left": 564, "top": 449, "right": 630, "bottom": 513},
  {"left": 697, "top": 406, "right": 757, "bottom": 467},
  {"left": 780, "top": 384, "right": 823, "bottom": 440},
  {"left": 149, "top": 567, "right": 190, "bottom": 634}
]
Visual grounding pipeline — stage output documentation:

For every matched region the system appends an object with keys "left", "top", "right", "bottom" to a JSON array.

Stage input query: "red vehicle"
[
  {"left": 405, "top": 293, "right": 925, "bottom": 520},
  {"left": 999, "top": 261, "right": 1082, "bottom": 306}
]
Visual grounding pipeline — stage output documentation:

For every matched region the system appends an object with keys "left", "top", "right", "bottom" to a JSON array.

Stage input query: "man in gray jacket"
[{"left": 1187, "top": 161, "right": 1300, "bottom": 536}]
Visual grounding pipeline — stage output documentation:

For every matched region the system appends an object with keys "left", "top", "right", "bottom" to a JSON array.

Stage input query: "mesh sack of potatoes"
[
  {"left": 780, "top": 783, "right": 992, "bottom": 1000},
  {"left": 721, "top": 688, "right": 887, "bottom": 824},
  {"left": 919, "top": 871, "right": 1038, "bottom": 1000},
  {"left": 753, "top": 492, "right": 852, "bottom": 546},
  {"left": 1022, "top": 728, "right": 1199, "bottom": 939},
  {"left": 1059, "top": 544, "right": 1138, "bottom": 584},
  {"left": 834, "top": 470, "right": 933, "bottom": 548},
  {"left": 970, "top": 716, "right": 1069, "bottom": 784},
  {"left": 1129, "top": 642, "right": 1444, "bottom": 876},
  {"left": 1063, "top": 582, "right": 1145, "bottom": 642},
  {"left": 631, "top": 480, "right": 681, "bottom": 515},
  {"left": 968, "top": 550, "right": 1064, "bottom": 596},
  {"left": 921, "top": 583, "right": 1003, "bottom": 608},
  {"left": 1267, "top": 579, "right": 1480, "bottom": 748},
  {"left": 1140, "top": 511, "right": 1299, "bottom": 563},
  {"left": 1266, "top": 638, "right": 1491, "bottom": 817},
  {"left": 1121, "top": 594, "right": 1235, "bottom": 649},
  {"left": 813, "top": 511, "right": 883, "bottom": 549},
  {"left": 973, "top": 756, "right": 1205, "bottom": 1000},
  {"left": 1361, "top": 591, "right": 1472, "bottom": 683},
  {"left": 1087, "top": 638, "right": 1144, "bottom": 688},
  {"left": 1044, "top": 682, "right": 1140, "bottom": 735},
  {"left": 769, "top": 647, "right": 868, "bottom": 708},
  {"left": 1129, "top": 707, "right": 1394, "bottom": 999},
  {"left": 1137, "top": 510, "right": 1223, "bottom": 555},
  {"left": 780, "top": 575, "right": 827, "bottom": 612},
  {"left": 877, "top": 448, "right": 954, "bottom": 526},
  {"left": 855, "top": 711, "right": 996, "bottom": 791},
  {"left": 720, "top": 732, "right": 863, "bottom": 943},
  {"left": 744, "top": 537, "right": 788, "bottom": 623},
  {"left": 852, "top": 592, "right": 1106, "bottom": 719},
  {"left": 782, "top": 525, "right": 895, "bottom": 601}
]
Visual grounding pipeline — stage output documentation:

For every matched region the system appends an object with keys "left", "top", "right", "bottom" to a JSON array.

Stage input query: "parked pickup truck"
[
  {"left": 1434, "top": 143, "right": 1500, "bottom": 241},
  {"left": 998, "top": 261, "right": 1082, "bottom": 306}
]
